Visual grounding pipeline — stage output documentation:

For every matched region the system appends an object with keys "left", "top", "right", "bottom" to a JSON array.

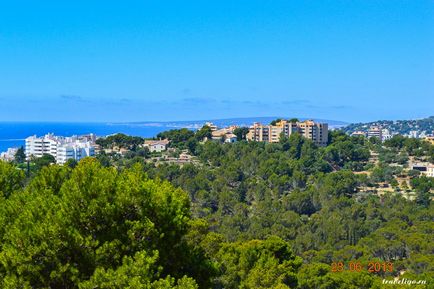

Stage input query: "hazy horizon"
[{"left": 1, "top": 115, "right": 433, "bottom": 125}]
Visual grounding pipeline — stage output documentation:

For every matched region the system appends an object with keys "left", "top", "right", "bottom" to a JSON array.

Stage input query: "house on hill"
[{"left": 144, "top": 139, "right": 170, "bottom": 153}]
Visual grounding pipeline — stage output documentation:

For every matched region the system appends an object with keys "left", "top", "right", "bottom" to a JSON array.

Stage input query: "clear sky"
[{"left": 0, "top": 1, "right": 433, "bottom": 123}]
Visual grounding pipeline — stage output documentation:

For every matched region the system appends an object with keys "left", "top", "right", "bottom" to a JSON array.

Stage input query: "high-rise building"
[
  {"left": 246, "top": 120, "right": 328, "bottom": 146},
  {"left": 25, "top": 133, "right": 96, "bottom": 164},
  {"left": 248, "top": 122, "right": 269, "bottom": 142},
  {"left": 297, "top": 120, "right": 328, "bottom": 146},
  {"left": 25, "top": 133, "right": 59, "bottom": 159}
]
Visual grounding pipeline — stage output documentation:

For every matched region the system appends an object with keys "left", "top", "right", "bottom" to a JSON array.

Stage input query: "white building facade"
[
  {"left": 25, "top": 133, "right": 96, "bottom": 164},
  {"left": 411, "top": 163, "right": 434, "bottom": 178},
  {"left": 0, "top": 148, "right": 18, "bottom": 162},
  {"left": 56, "top": 144, "right": 95, "bottom": 164},
  {"left": 144, "top": 139, "right": 170, "bottom": 153},
  {"left": 25, "top": 134, "right": 58, "bottom": 159}
]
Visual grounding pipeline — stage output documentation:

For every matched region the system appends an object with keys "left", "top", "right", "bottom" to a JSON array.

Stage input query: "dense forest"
[{"left": 0, "top": 128, "right": 433, "bottom": 288}]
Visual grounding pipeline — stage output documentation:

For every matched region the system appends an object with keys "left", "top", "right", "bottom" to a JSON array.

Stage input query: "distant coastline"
[
  {"left": 0, "top": 117, "right": 347, "bottom": 153},
  {"left": 0, "top": 122, "right": 177, "bottom": 153}
]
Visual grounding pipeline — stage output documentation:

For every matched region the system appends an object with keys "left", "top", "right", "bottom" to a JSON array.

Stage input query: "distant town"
[
  {"left": 0, "top": 119, "right": 327, "bottom": 162},
  {"left": 342, "top": 116, "right": 434, "bottom": 140},
  {"left": 1, "top": 117, "right": 433, "bottom": 179}
]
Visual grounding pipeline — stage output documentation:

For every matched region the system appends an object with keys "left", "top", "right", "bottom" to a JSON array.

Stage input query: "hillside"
[{"left": 342, "top": 116, "right": 434, "bottom": 136}]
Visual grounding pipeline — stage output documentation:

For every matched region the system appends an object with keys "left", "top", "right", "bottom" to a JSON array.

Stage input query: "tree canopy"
[
  {"left": 0, "top": 127, "right": 433, "bottom": 288},
  {"left": 0, "top": 159, "right": 210, "bottom": 288}
]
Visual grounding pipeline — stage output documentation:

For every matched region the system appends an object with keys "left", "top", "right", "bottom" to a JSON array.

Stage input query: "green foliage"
[
  {"left": 384, "top": 135, "right": 406, "bottom": 149},
  {"left": 195, "top": 125, "right": 212, "bottom": 141},
  {"left": 0, "top": 160, "right": 25, "bottom": 198},
  {"left": 96, "top": 152, "right": 112, "bottom": 167},
  {"left": 342, "top": 116, "right": 434, "bottom": 136},
  {"left": 270, "top": 118, "right": 299, "bottom": 125},
  {"left": 157, "top": 129, "right": 195, "bottom": 148},
  {"left": 14, "top": 146, "right": 26, "bottom": 164},
  {"left": 138, "top": 129, "right": 433, "bottom": 286},
  {"left": 411, "top": 176, "right": 433, "bottom": 207},
  {"left": 325, "top": 131, "right": 370, "bottom": 171},
  {"left": 96, "top": 133, "right": 144, "bottom": 150},
  {"left": 319, "top": 170, "right": 360, "bottom": 197},
  {"left": 65, "top": 158, "right": 78, "bottom": 168},
  {"left": 408, "top": 169, "right": 421, "bottom": 178},
  {"left": 297, "top": 263, "right": 380, "bottom": 289},
  {"left": 214, "top": 237, "right": 302, "bottom": 289},
  {"left": 1, "top": 124, "right": 433, "bottom": 288},
  {"left": 0, "top": 159, "right": 209, "bottom": 288},
  {"left": 123, "top": 148, "right": 150, "bottom": 160},
  {"left": 32, "top": 153, "right": 56, "bottom": 170},
  {"left": 270, "top": 118, "right": 283, "bottom": 125},
  {"left": 233, "top": 127, "right": 249, "bottom": 141},
  {"left": 79, "top": 251, "right": 199, "bottom": 289},
  {"left": 370, "top": 164, "right": 402, "bottom": 183}
]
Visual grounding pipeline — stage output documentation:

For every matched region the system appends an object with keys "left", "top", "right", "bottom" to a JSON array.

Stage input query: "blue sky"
[{"left": 0, "top": 0, "right": 433, "bottom": 122}]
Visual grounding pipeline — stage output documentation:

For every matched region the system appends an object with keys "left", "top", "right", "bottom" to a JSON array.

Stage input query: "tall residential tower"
[
  {"left": 246, "top": 120, "right": 328, "bottom": 146},
  {"left": 25, "top": 133, "right": 96, "bottom": 164}
]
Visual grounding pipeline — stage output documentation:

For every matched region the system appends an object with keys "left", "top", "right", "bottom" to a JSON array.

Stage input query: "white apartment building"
[
  {"left": 25, "top": 134, "right": 59, "bottom": 159},
  {"left": 57, "top": 144, "right": 95, "bottom": 164},
  {"left": 381, "top": 129, "right": 392, "bottom": 141},
  {"left": 0, "top": 148, "right": 18, "bottom": 162},
  {"left": 407, "top": 130, "right": 419, "bottom": 138},
  {"left": 144, "top": 139, "right": 170, "bottom": 153},
  {"left": 25, "top": 133, "right": 96, "bottom": 164},
  {"left": 224, "top": 133, "right": 237, "bottom": 143}
]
